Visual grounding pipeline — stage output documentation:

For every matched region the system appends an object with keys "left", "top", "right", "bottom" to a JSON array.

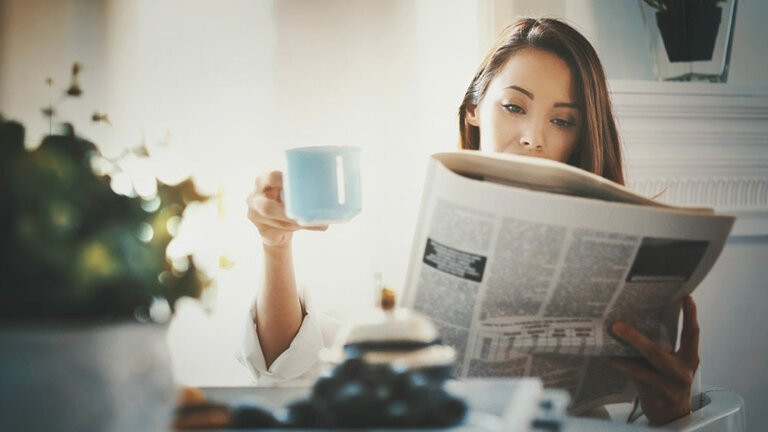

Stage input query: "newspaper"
[{"left": 402, "top": 151, "right": 735, "bottom": 414}]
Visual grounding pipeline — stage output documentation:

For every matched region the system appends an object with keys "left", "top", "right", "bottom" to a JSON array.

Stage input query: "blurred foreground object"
[
  {"left": 0, "top": 63, "right": 211, "bottom": 432},
  {"left": 289, "top": 288, "right": 468, "bottom": 428},
  {"left": 0, "top": 323, "right": 175, "bottom": 431},
  {"left": 0, "top": 115, "right": 210, "bottom": 319}
]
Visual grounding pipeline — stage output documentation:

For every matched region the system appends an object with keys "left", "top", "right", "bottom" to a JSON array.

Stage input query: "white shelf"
[
  {"left": 608, "top": 79, "right": 768, "bottom": 97},
  {"left": 609, "top": 80, "right": 768, "bottom": 236}
]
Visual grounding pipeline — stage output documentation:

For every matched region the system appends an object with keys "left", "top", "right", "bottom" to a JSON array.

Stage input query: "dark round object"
[
  {"left": 539, "top": 399, "right": 554, "bottom": 410},
  {"left": 311, "top": 375, "right": 339, "bottom": 399},
  {"left": 333, "top": 392, "right": 382, "bottom": 427},
  {"left": 384, "top": 398, "right": 412, "bottom": 426},
  {"left": 531, "top": 417, "right": 563, "bottom": 432},
  {"left": 301, "top": 356, "right": 467, "bottom": 428},
  {"left": 285, "top": 399, "right": 323, "bottom": 427},
  {"left": 420, "top": 364, "right": 453, "bottom": 385},
  {"left": 230, "top": 404, "right": 279, "bottom": 428},
  {"left": 334, "top": 380, "right": 365, "bottom": 401},
  {"left": 344, "top": 339, "right": 435, "bottom": 354},
  {"left": 428, "top": 394, "right": 468, "bottom": 426},
  {"left": 391, "top": 369, "right": 429, "bottom": 399},
  {"left": 366, "top": 379, "right": 393, "bottom": 402},
  {"left": 331, "top": 357, "right": 366, "bottom": 379}
]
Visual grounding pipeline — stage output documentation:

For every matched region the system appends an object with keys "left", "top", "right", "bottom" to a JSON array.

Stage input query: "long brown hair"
[{"left": 458, "top": 18, "right": 624, "bottom": 185}]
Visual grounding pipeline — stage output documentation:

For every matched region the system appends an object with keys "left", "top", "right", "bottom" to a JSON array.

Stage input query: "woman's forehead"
[{"left": 491, "top": 48, "right": 576, "bottom": 102}]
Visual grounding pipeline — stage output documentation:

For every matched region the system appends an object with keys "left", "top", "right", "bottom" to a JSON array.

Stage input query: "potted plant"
[
  {"left": 0, "top": 64, "right": 211, "bottom": 431},
  {"left": 639, "top": 0, "right": 738, "bottom": 82}
]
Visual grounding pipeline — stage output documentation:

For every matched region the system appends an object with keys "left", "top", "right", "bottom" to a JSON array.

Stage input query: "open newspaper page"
[{"left": 402, "top": 151, "right": 734, "bottom": 414}]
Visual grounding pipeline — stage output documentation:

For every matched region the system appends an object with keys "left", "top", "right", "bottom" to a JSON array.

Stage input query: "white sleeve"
[{"left": 237, "top": 284, "right": 346, "bottom": 383}]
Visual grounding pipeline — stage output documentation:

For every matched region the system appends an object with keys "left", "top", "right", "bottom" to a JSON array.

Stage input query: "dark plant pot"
[
  {"left": 0, "top": 322, "right": 175, "bottom": 432},
  {"left": 656, "top": 5, "right": 722, "bottom": 62}
]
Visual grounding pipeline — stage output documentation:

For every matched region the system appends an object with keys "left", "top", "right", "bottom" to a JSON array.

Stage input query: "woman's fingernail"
[{"left": 612, "top": 322, "right": 625, "bottom": 334}]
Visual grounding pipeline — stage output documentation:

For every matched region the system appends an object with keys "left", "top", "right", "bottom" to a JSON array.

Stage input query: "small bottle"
[{"left": 380, "top": 286, "right": 396, "bottom": 311}]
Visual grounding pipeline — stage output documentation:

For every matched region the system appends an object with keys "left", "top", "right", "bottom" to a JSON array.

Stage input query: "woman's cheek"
[{"left": 488, "top": 124, "right": 510, "bottom": 153}]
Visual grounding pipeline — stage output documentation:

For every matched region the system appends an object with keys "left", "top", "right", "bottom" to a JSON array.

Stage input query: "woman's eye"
[
  {"left": 501, "top": 104, "right": 524, "bottom": 114},
  {"left": 552, "top": 118, "right": 575, "bottom": 127}
]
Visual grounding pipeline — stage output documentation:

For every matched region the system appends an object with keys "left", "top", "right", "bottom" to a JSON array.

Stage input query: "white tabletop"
[{"left": 200, "top": 378, "right": 653, "bottom": 431}]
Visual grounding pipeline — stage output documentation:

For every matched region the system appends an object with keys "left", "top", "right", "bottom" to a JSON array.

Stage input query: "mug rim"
[{"left": 286, "top": 145, "right": 360, "bottom": 153}]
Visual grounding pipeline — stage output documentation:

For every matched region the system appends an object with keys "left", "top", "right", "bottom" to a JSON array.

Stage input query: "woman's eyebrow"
[
  {"left": 505, "top": 85, "right": 579, "bottom": 109},
  {"left": 505, "top": 85, "right": 534, "bottom": 100}
]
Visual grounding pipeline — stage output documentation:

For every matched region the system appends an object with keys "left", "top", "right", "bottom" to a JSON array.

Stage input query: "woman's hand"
[
  {"left": 246, "top": 171, "right": 327, "bottom": 247},
  {"left": 610, "top": 296, "right": 700, "bottom": 426}
]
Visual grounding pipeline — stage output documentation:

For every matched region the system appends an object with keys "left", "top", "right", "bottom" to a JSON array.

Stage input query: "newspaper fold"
[{"left": 402, "top": 151, "right": 734, "bottom": 413}]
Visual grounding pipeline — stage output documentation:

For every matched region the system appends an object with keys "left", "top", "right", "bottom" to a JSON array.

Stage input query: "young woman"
[{"left": 243, "top": 17, "right": 699, "bottom": 426}]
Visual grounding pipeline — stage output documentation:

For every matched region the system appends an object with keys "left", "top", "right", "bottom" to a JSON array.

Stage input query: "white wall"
[
  {"left": 0, "top": 0, "right": 108, "bottom": 145},
  {"left": 0, "top": 0, "right": 485, "bottom": 385},
  {"left": 269, "top": 0, "right": 484, "bottom": 318},
  {"left": 697, "top": 235, "right": 768, "bottom": 430}
]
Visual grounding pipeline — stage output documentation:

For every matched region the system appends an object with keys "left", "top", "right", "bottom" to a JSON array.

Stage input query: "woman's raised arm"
[{"left": 246, "top": 171, "right": 327, "bottom": 367}]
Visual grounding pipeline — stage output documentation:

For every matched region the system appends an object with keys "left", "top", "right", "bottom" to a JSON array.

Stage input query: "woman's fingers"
[
  {"left": 304, "top": 225, "right": 329, "bottom": 231},
  {"left": 610, "top": 358, "right": 677, "bottom": 401},
  {"left": 247, "top": 174, "right": 331, "bottom": 236},
  {"left": 612, "top": 322, "right": 690, "bottom": 384},
  {"left": 254, "top": 171, "right": 283, "bottom": 190},
  {"left": 248, "top": 196, "right": 329, "bottom": 230},
  {"left": 248, "top": 213, "right": 299, "bottom": 231},
  {"left": 612, "top": 322, "right": 670, "bottom": 369},
  {"left": 248, "top": 194, "right": 295, "bottom": 224},
  {"left": 678, "top": 296, "right": 700, "bottom": 368},
  {"left": 255, "top": 171, "right": 284, "bottom": 202},
  {"left": 611, "top": 305, "right": 699, "bottom": 426}
]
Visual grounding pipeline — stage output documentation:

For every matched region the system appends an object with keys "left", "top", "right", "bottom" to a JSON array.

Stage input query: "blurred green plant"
[{"left": 0, "top": 63, "right": 210, "bottom": 320}]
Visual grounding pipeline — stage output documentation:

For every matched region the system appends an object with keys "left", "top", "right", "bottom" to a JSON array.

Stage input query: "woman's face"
[{"left": 466, "top": 48, "right": 582, "bottom": 163}]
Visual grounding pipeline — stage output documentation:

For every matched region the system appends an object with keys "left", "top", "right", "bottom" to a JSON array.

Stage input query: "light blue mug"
[{"left": 283, "top": 145, "right": 362, "bottom": 226}]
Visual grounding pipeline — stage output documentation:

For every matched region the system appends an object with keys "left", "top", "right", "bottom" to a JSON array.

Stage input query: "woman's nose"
[
  {"left": 520, "top": 138, "right": 541, "bottom": 149},
  {"left": 520, "top": 127, "right": 545, "bottom": 151}
]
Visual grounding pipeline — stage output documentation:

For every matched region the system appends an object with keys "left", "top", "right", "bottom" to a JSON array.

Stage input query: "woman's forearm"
[{"left": 255, "top": 242, "right": 303, "bottom": 368}]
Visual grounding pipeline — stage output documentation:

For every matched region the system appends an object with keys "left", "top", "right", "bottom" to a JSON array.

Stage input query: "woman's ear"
[{"left": 466, "top": 104, "right": 480, "bottom": 127}]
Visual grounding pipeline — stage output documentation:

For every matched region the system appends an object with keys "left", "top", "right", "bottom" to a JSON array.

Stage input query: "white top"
[{"left": 237, "top": 286, "right": 345, "bottom": 383}]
